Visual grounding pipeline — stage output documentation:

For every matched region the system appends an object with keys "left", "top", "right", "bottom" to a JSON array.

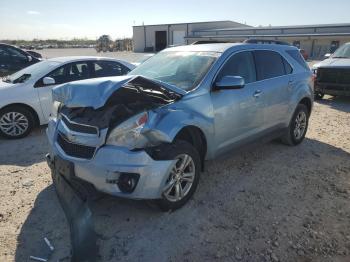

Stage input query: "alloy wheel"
[
  {"left": 294, "top": 111, "right": 307, "bottom": 140},
  {"left": 163, "top": 154, "right": 196, "bottom": 202},
  {"left": 0, "top": 112, "right": 29, "bottom": 137}
]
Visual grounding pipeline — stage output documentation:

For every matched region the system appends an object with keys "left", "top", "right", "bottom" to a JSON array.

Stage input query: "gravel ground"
[
  {"left": 0, "top": 52, "right": 349, "bottom": 261},
  {"left": 0, "top": 96, "right": 349, "bottom": 262}
]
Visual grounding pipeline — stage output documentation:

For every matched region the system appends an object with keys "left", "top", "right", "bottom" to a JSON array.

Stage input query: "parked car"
[
  {"left": 0, "top": 43, "right": 40, "bottom": 77},
  {"left": 0, "top": 57, "right": 135, "bottom": 138},
  {"left": 46, "top": 42, "right": 313, "bottom": 211},
  {"left": 25, "top": 50, "right": 43, "bottom": 59},
  {"left": 312, "top": 42, "right": 350, "bottom": 99}
]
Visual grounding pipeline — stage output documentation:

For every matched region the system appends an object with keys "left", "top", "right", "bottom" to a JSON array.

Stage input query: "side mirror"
[
  {"left": 214, "top": 76, "right": 245, "bottom": 90},
  {"left": 27, "top": 56, "right": 33, "bottom": 62},
  {"left": 324, "top": 53, "right": 331, "bottom": 59},
  {"left": 43, "top": 77, "right": 55, "bottom": 86}
]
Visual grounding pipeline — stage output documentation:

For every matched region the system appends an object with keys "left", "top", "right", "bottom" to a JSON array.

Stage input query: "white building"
[
  {"left": 133, "top": 21, "right": 350, "bottom": 59},
  {"left": 132, "top": 20, "right": 250, "bottom": 52}
]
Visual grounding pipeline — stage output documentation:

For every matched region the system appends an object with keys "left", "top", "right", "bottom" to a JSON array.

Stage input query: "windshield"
[
  {"left": 3, "top": 60, "right": 59, "bottom": 84},
  {"left": 332, "top": 44, "right": 350, "bottom": 58},
  {"left": 128, "top": 51, "right": 219, "bottom": 91}
]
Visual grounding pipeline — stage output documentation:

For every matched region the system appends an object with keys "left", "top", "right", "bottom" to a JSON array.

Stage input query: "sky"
[{"left": 1, "top": 0, "right": 350, "bottom": 40}]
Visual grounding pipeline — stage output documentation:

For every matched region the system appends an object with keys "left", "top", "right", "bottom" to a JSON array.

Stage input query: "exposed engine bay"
[{"left": 59, "top": 76, "right": 182, "bottom": 130}]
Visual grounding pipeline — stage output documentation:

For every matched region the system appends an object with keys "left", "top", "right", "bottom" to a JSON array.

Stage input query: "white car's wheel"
[{"left": 0, "top": 106, "right": 35, "bottom": 139}]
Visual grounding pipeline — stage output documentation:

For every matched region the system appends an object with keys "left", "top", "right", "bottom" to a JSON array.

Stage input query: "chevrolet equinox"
[{"left": 46, "top": 42, "right": 313, "bottom": 211}]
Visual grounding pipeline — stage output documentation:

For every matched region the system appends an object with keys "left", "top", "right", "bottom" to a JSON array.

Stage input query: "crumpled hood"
[
  {"left": 52, "top": 75, "right": 131, "bottom": 109},
  {"left": 52, "top": 75, "right": 186, "bottom": 109},
  {"left": 313, "top": 58, "right": 350, "bottom": 69}
]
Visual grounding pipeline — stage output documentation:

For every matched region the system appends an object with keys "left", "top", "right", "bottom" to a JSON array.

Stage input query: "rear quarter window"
[
  {"left": 283, "top": 58, "right": 293, "bottom": 74},
  {"left": 286, "top": 50, "right": 310, "bottom": 71}
]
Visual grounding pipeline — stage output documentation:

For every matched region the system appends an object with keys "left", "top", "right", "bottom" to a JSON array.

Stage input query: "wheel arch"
[
  {"left": 298, "top": 97, "right": 312, "bottom": 114},
  {"left": 173, "top": 125, "right": 207, "bottom": 171},
  {"left": 0, "top": 103, "right": 40, "bottom": 126}
]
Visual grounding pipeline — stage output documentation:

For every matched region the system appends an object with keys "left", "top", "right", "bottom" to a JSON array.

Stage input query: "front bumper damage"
[
  {"left": 46, "top": 153, "right": 99, "bottom": 262},
  {"left": 45, "top": 75, "right": 190, "bottom": 260},
  {"left": 47, "top": 118, "right": 176, "bottom": 199}
]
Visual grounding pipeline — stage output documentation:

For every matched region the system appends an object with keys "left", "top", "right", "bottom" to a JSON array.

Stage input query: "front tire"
[
  {"left": 281, "top": 104, "right": 309, "bottom": 146},
  {"left": 0, "top": 106, "right": 35, "bottom": 139},
  {"left": 157, "top": 140, "right": 201, "bottom": 211}
]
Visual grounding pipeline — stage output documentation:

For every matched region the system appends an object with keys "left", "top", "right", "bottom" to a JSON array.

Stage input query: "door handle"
[{"left": 253, "top": 90, "right": 262, "bottom": 98}]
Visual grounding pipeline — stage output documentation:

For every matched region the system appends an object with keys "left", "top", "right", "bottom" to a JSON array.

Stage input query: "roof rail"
[
  {"left": 244, "top": 39, "right": 291, "bottom": 46},
  {"left": 191, "top": 40, "right": 230, "bottom": 45}
]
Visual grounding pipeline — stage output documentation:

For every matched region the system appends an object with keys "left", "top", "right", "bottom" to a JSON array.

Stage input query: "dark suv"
[{"left": 0, "top": 43, "right": 40, "bottom": 77}]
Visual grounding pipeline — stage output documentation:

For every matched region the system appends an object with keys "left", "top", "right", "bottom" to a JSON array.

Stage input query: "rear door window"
[
  {"left": 217, "top": 51, "right": 256, "bottom": 84},
  {"left": 92, "top": 61, "right": 130, "bottom": 77},
  {"left": 254, "top": 50, "right": 286, "bottom": 80}
]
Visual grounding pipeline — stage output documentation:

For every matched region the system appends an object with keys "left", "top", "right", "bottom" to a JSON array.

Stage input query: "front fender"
[{"left": 143, "top": 108, "right": 215, "bottom": 158}]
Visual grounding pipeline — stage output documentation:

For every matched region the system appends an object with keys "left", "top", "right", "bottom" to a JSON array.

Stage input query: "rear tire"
[
  {"left": 0, "top": 106, "right": 35, "bottom": 139},
  {"left": 156, "top": 140, "right": 201, "bottom": 212},
  {"left": 281, "top": 104, "right": 309, "bottom": 146}
]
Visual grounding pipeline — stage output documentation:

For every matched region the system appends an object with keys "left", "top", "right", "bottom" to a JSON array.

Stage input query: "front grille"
[
  {"left": 317, "top": 68, "right": 350, "bottom": 85},
  {"left": 57, "top": 132, "right": 96, "bottom": 159},
  {"left": 61, "top": 114, "right": 98, "bottom": 135}
]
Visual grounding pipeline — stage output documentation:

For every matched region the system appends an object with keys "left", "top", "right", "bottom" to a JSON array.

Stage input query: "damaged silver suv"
[{"left": 46, "top": 42, "right": 313, "bottom": 211}]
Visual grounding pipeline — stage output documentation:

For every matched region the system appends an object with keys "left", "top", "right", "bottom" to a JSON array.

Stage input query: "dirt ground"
[
  {"left": 0, "top": 95, "right": 349, "bottom": 262},
  {"left": 0, "top": 51, "right": 349, "bottom": 261}
]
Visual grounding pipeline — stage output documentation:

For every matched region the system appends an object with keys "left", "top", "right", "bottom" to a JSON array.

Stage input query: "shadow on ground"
[
  {"left": 0, "top": 126, "right": 47, "bottom": 167},
  {"left": 15, "top": 138, "right": 350, "bottom": 262},
  {"left": 14, "top": 185, "right": 71, "bottom": 261},
  {"left": 315, "top": 95, "right": 350, "bottom": 113}
]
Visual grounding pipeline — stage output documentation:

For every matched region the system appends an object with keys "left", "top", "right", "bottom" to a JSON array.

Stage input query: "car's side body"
[
  {"left": 132, "top": 43, "right": 313, "bottom": 159},
  {"left": 46, "top": 43, "right": 313, "bottom": 203},
  {"left": 0, "top": 43, "right": 40, "bottom": 77}
]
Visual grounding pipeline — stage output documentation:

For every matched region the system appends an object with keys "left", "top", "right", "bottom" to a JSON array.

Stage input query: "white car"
[{"left": 0, "top": 57, "right": 135, "bottom": 138}]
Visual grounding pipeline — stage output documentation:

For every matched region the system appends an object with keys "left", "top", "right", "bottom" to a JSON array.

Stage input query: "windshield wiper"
[{"left": 332, "top": 56, "right": 350, "bottom": 58}]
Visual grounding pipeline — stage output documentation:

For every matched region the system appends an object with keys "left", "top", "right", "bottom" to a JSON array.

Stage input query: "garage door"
[{"left": 173, "top": 31, "right": 186, "bottom": 45}]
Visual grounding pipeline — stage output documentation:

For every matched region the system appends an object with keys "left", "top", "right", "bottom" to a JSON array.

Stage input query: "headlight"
[
  {"left": 106, "top": 112, "right": 149, "bottom": 149},
  {"left": 312, "top": 68, "right": 317, "bottom": 75},
  {"left": 50, "top": 101, "right": 61, "bottom": 119}
]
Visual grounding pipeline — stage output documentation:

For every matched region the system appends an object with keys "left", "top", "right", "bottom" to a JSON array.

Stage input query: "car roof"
[
  {"left": 163, "top": 43, "right": 298, "bottom": 53},
  {"left": 47, "top": 56, "right": 126, "bottom": 63}
]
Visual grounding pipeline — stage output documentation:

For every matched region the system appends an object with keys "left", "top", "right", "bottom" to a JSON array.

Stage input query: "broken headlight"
[{"left": 106, "top": 112, "right": 149, "bottom": 149}]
